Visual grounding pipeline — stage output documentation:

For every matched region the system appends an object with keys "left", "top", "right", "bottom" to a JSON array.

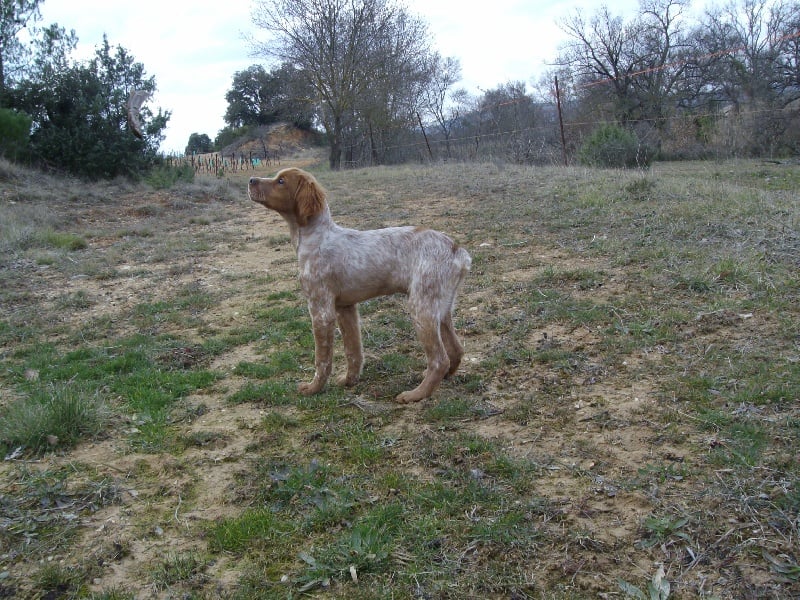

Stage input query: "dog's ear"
[{"left": 294, "top": 172, "right": 326, "bottom": 226}]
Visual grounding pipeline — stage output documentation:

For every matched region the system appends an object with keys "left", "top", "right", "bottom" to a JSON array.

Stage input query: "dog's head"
[{"left": 248, "top": 167, "right": 326, "bottom": 226}]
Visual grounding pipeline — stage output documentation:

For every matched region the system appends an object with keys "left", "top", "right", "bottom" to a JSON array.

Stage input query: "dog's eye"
[{"left": 277, "top": 177, "right": 285, "bottom": 185}]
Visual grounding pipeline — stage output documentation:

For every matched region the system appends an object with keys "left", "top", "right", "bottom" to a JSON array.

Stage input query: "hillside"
[{"left": 218, "top": 122, "right": 323, "bottom": 165}]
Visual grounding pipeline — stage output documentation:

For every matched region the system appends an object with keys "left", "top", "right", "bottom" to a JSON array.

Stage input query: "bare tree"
[
  {"left": 353, "top": 8, "right": 431, "bottom": 165},
  {"left": 688, "top": 0, "right": 800, "bottom": 154},
  {"left": 556, "top": 5, "right": 640, "bottom": 121},
  {"left": 556, "top": 0, "right": 692, "bottom": 128},
  {"left": 773, "top": 1, "right": 800, "bottom": 100},
  {"left": 421, "top": 54, "right": 462, "bottom": 160},
  {"left": 696, "top": 0, "right": 800, "bottom": 107},
  {"left": 250, "top": 0, "right": 432, "bottom": 169}
]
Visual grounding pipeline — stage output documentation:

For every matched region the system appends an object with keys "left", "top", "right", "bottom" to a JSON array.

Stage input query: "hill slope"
[{"left": 219, "top": 122, "right": 323, "bottom": 165}]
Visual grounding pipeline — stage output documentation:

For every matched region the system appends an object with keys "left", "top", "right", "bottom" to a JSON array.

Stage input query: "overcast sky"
[{"left": 37, "top": 0, "right": 644, "bottom": 154}]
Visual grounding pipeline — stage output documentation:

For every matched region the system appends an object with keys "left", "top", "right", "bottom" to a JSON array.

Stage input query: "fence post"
[
  {"left": 555, "top": 76, "right": 568, "bottom": 167},
  {"left": 416, "top": 112, "right": 434, "bottom": 161}
]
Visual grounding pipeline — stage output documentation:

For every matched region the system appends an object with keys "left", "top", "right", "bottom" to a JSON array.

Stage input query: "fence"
[{"left": 165, "top": 149, "right": 282, "bottom": 174}]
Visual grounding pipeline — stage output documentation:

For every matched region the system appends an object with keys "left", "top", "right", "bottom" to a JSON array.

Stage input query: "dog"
[{"left": 248, "top": 167, "right": 471, "bottom": 403}]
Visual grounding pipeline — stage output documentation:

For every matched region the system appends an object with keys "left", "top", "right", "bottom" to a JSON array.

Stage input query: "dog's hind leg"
[
  {"left": 396, "top": 298, "right": 450, "bottom": 403},
  {"left": 440, "top": 313, "right": 464, "bottom": 377}
]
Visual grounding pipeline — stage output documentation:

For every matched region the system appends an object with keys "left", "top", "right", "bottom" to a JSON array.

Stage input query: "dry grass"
[{"left": 0, "top": 156, "right": 798, "bottom": 599}]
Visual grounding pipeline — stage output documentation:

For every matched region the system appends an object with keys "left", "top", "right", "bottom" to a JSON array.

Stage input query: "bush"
[
  {"left": 145, "top": 163, "right": 195, "bottom": 189},
  {"left": 0, "top": 108, "right": 32, "bottom": 162},
  {"left": 578, "top": 123, "right": 652, "bottom": 168},
  {"left": 20, "top": 40, "right": 167, "bottom": 180},
  {"left": 215, "top": 125, "right": 252, "bottom": 151}
]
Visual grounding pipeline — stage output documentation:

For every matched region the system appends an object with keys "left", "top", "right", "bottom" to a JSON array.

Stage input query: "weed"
[
  {"left": 32, "top": 563, "right": 86, "bottom": 599},
  {"left": 145, "top": 163, "right": 195, "bottom": 189},
  {"left": 296, "top": 524, "right": 393, "bottom": 592},
  {"left": 624, "top": 176, "right": 657, "bottom": 201},
  {"left": 208, "top": 509, "right": 294, "bottom": 553},
  {"left": 39, "top": 229, "right": 88, "bottom": 251},
  {"left": 0, "top": 465, "right": 122, "bottom": 562},
  {"left": 86, "top": 589, "right": 135, "bottom": 600},
  {"left": 763, "top": 550, "right": 800, "bottom": 582},
  {"left": 228, "top": 379, "right": 297, "bottom": 405},
  {"left": 149, "top": 551, "right": 208, "bottom": 591},
  {"left": 636, "top": 514, "right": 692, "bottom": 549},
  {"left": 423, "top": 397, "right": 503, "bottom": 426}
]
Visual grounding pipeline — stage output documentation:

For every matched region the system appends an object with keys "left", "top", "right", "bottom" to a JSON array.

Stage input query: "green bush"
[
  {"left": 145, "top": 163, "right": 195, "bottom": 189},
  {"left": 578, "top": 123, "right": 652, "bottom": 168},
  {"left": 20, "top": 40, "right": 167, "bottom": 180},
  {"left": 0, "top": 108, "right": 32, "bottom": 162},
  {"left": 214, "top": 125, "right": 252, "bottom": 150}
]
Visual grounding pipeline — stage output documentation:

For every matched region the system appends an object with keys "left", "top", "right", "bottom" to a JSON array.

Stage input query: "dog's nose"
[{"left": 249, "top": 177, "right": 257, "bottom": 185}]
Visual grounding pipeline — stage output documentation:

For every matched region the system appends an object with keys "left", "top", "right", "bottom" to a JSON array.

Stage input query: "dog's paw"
[
  {"left": 298, "top": 381, "right": 323, "bottom": 395},
  {"left": 336, "top": 373, "right": 359, "bottom": 387},
  {"left": 394, "top": 390, "right": 427, "bottom": 404}
]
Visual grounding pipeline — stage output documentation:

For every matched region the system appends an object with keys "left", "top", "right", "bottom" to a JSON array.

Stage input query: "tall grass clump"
[{"left": 0, "top": 383, "right": 107, "bottom": 455}]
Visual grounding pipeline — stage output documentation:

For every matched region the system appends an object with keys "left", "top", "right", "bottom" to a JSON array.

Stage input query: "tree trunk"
[{"left": 328, "top": 114, "right": 343, "bottom": 170}]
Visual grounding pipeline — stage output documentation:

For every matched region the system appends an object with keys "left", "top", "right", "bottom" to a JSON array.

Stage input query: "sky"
[{"left": 36, "top": 0, "right": 645, "bottom": 154}]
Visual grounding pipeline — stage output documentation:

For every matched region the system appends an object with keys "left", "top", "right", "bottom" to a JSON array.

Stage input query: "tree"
[
  {"left": 479, "top": 82, "right": 536, "bottom": 133},
  {"left": 225, "top": 65, "right": 273, "bottom": 127},
  {"left": 420, "top": 54, "right": 461, "bottom": 159},
  {"left": 350, "top": 8, "right": 431, "bottom": 164},
  {"left": 691, "top": 0, "right": 800, "bottom": 154},
  {"left": 250, "top": 0, "right": 433, "bottom": 169},
  {"left": 0, "top": 0, "right": 42, "bottom": 104},
  {"left": 556, "top": 0, "right": 692, "bottom": 128},
  {"left": 0, "top": 106, "right": 30, "bottom": 159},
  {"left": 185, "top": 132, "right": 212, "bottom": 154},
  {"left": 19, "top": 36, "right": 169, "bottom": 178},
  {"left": 224, "top": 63, "right": 314, "bottom": 129},
  {"left": 695, "top": 0, "right": 800, "bottom": 107}
]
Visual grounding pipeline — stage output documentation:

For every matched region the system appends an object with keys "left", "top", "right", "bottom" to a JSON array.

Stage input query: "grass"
[
  {"left": 0, "top": 381, "right": 107, "bottom": 453},
  {"left": 0, "top": 158, "right": 798, "bottom": 598}
]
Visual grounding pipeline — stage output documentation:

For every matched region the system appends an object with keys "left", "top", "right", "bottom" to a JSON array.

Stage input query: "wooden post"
[
  {"left": 555, "top": 76, "right": 568, "bottom": 167},
  {"left": 417, "top": 112, "right": 434, "bottom": 161}
]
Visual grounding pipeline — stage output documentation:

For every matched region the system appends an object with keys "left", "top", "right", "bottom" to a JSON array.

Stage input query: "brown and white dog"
[{"left": 248, "top": 167, "right": 471, "bottom": 403}]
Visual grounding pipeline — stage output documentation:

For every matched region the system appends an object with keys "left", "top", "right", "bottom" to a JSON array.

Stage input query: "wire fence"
[{"left": 336, "top": 99, "right": 798, "bottom": 168}]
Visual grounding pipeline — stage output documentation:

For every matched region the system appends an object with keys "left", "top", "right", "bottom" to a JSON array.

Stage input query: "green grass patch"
[
  {"left": 228, "top": 379, "right": 298, "bottom": 405},
  {"left": 207, "top": 508, "right": 296, "bottom": 554},
  {"left": 0, "top": 382, "right": 107, "bottom": 455},
  {"left": 39, "top": 230, "right": 88, "bottom": 251},
  {"left": 149, "top": 551, "right": 208, "bottom": 592},
  {"left": 1, "top": 333, "right": 219, "bottom": 455}
]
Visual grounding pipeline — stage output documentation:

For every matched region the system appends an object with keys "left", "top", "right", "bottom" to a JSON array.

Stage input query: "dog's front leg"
[
  {"left": 298, "top": 301, "right": 335, "bottom": 395},
  {"left": 335, "top": 304, "right": 363, "bottom": 387}
]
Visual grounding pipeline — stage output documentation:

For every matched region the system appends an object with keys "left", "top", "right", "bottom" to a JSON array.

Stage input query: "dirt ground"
[{"left": 1, "top": 154, "right": 798, "bottom": 599}]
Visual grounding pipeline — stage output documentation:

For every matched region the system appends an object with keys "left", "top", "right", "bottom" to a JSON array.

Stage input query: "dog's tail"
[
  {"left": 454, "top": 246, "right": 471, "bottom": 278},
  {"left": 444, "top": 246, "right": 471, "bottom": 316}
]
